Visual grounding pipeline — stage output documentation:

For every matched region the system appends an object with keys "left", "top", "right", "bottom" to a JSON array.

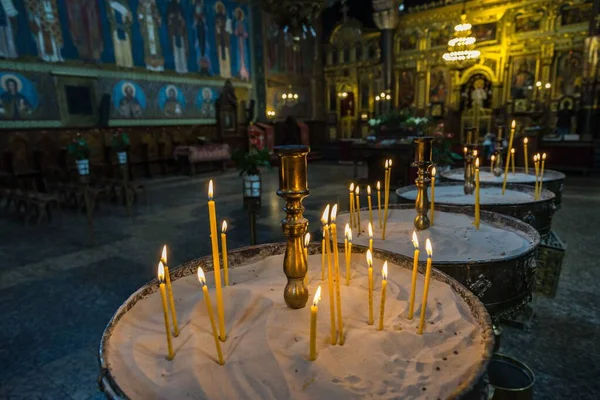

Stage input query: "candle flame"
[
  {"left": 349, "top": 183, "right": 354, "bottom": 191},
  {"left": 473, "top": 150, "right": 478, "bottom": 157},
  {"left": 511, "top": 120, "right": 516, "bottom": 129},
  {"left": 161, "top": 245, "right": 168, "bottom": 264},
  {"left": 426, "top": 239, "right": 433, "bottom": 257},
  {"left": 388, "top": 159, "right": 393, "bottom": 167},
  {"left": 197, "top": 267, "right": 206, "bottom": 286},
  {"left": 491, "top": 155, "right": 495, "bottom": 161},
  {"left": 366, "top": 249, "right": 373, "bottom": 267},
  {"left": 431, "top": 167, "right": 436, "bottom": 177},
  {"left": 368, "top": 222, "right": 373, "bottom": 238},
  {"left": 412, "top": 231, "right": 419, "bottom": 249},
  {"left": 376, "top": 181, "right": 381, "bottom": 190},
  {"left": 384, "top": 160, "right": 388, "bottom": 169},
  {"left": 208, "top": 180, "right": 214, "bottom": 200},
  {"left": 355, "top": 186, "right": 360, "bottom": 195},
  {"left": 524, "top": 137, "right": 528, "bottom": 144},
  {"left": 511, "top": 148, "right": 515, "bottom": 154},
  {"left": 330, "top": 204, "right": 338, "bottom": 222},
  {"left": 382, "top": 261, "right": 388, "bottom": 280},
  {"left": 347, "top": 228, "right": 352, "bottom": 242},
  {"left": 542, "top": 153, "right": 546, "bottom": 160},
  {"left": 312, "top": 285, "right": 322, "bottom": 306},
  {"left": 367, "top": 185, "right": 371, "bottom": 195},
  {"left": 463, "top": 147, "right": 467, "bottom": 153},
  {"left": 475, "top": 158, "right": 480, "bottom": 168},
  {"left": 158, "top": 261, "right": 165, "bottom": 282},
  {"left": 345, "top": 223, "right": 350, "bottom": 236},
  {"left": 304, "top": 232, "right": 311, "bottom": 248},
  {"left": 321, "top": 205, "right": 330, "bottom": 225},
  {"left": 222, "top": 220, "right": 227, "bottom": 233}
]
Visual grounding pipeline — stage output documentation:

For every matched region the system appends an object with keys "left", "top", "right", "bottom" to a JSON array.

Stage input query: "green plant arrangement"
[
  {"left": 111, "top": 129, "right": 130, "bottom": 152},
  {"left": 67, "top": 133, "right": 91, "bottom": 161},
  {"left": 232, "top": 147, "right": 271, "bottom": 176},
  {"left": 432, "top": 124, "right": 462, "bottom": 166}
]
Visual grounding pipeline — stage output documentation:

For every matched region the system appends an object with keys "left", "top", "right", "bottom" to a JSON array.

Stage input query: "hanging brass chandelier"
[{"left": 442, "top": 12, "right": 480, "bottom": 70}]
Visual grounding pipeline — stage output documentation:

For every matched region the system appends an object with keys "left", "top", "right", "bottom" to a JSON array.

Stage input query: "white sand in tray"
[
  {"left": 106, "top": 253, "right": 486, "bottom": 400},
  {"left": 400, "top": 185, "right": 535, "bottom": 205},
  {"left": 444, "top": 170, "right": 547, "bottom": 183},
  {"left": 337, "top": 209, "right": 533, "bottom": 262}
]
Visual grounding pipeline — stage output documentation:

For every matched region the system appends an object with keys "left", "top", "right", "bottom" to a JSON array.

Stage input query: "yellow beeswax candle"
[
  {"left": 345, "top": 226, "right": 352, "bottom": 286},
  {"left": 490, "top": 155, "right": 495, "bottom": 174},
  {"left": 510, "top": 148, "right": 516, "bottom": 174},
  {"left": 539, "top": 153, "right": 546, "bottom": 198},
  {"left": 221, "top": 221, "right": 229, "bottom": 286},
  {"left": 367, "top": 185, "right": 373, "bottom": 229},
  {"left": 366, "top": 250, "right": 374, "bottom": 325},
  {"left": 207, "top": 180, "right": 226, "bottom": 341},
  {"left": 349, "top": 183, "right": 355, "bottom": 229},
  {"left": 161, "top": 245, "right": 179, "bottom": 337},
  {"left": 309, "top": 286, "right": 322, "bottom": 361},
  {"left": 197, "top": 268, "right": 224, "bottom": 365},
  {"left": 523, "top": 138, "right": 529, "bottom": 174},
  {"left": 322, "top": 206, "right": 336, "bottom": 345},
  {"left": 474, "top": 158, "right": 480, "bottom": 230},
  {"left": 502, "top": 120, "right": 516, "bottom": 194},
  {"left": 430, "top": 167, "right": 436, "bottom": 226},
  {"left": 368, "top": 222, "right": 373, "bottom": 254},
  {"left": 158, "top": 262, "right": 174, "bottom": 360},
  {"left": 304, "top": 232, "right": 310, "bottom": 286},
  {"left": 376, "top": 181, "right": 382, "bottom": 229},
  {"left": 330, "top": 204, "right": 344, "bottom": 345},
  {"left": 355, "top": 186, "right": 361, "bottom": 235},
  {"left": 382, "top": 160, "right": 390, "bottom": 240},
  {"left": 344, "top": 223, "right": 349, "bottom": 269},
  {"left": 418, "top": 240, "right": 433, "bottom": 335},
  {"left": 408, "top": 232, "right": 420, "bottom": 320},
  {"left": 534, "top": 154, "right": 540, "bottom": 200},
  {"left": 377, "top": 262, "right": 388, "bottom": 331}
]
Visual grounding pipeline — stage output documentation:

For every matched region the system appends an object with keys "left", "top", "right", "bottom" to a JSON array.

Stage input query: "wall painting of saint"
[
  {"left": 0, "top": 0, "right": 18, "bottom": 59},
  {"left": 193, "top": 0, "right": 211, "bottom": 75},
  {"left": 233, "top": 7, "right": 250, "bottom": 80},
  {"left": 106, "top": 0, "right": 134, "bottom": 68},
  {"left": 112, "top": 81, "right": 146, "bottom": 118},
  {"left": 0, "top": 72, "right": 39, "bottom": 119},
  {"left": 196, "top": 87, "right": 217, "bottom": 119},
  {"left": 515, "top": 12, "right": 543, "bottom": 34},
  {"left": 65, "top": 0, "right": 103, "bottom": 62},
  {"left": 510, "top": 57, "right": 536, "bottom": 99},
  {"left": 138, "top": 0, "right": 164, "bottom": 71},
  {"left": 167, "top": 0, "right": 188, "bottom": 74},
  {"left": 158, "top": 85, "right": 186, "bottom": 117},
  {"left": 24, "top": 0, "right": 64, "bottom": 62},
  {"left": 556, "top": 52, "right": 583, "bottom": 98},
  {"left": 214, "top": 1, "right": 232, "bottom": 78},
  {"left": 429, "top": 67, "right": 449, "bottom": 103}
]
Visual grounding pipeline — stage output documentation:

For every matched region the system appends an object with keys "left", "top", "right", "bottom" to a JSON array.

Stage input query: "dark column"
[{"left": 381, "top": 29, "right": 394, "bottom": 109}]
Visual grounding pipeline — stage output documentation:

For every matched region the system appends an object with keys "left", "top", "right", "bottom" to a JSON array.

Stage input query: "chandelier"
[
  {"left": 442, "top": 12, "right": 480, "bottom": 70},
  {"left": 261, "top": 0, "right": 324, "bottom": 44},
  {"left": 281, "top": 90, "right": 299, "bottom": 105}
]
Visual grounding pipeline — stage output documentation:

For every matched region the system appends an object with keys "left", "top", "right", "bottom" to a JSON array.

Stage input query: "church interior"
[{"left": 1, "top": 0, "right": 599, "bottom": 399}]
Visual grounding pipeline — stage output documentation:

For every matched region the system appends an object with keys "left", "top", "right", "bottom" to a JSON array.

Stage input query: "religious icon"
[
  {"left": 65, "top": 0, "right": 103, "bottom": 62},
  {"left": 515, "top": 12, "right": 542, "bottom": 33},
  {"left": 214, "top": 1, "right": 232, "bottom": 78},
  {"left": 167, "top": 0, "right": 188, "bottom": 74},
  {"left": 159, "top": 85, "right": 185, "bottom": 117},
  {"left": 24, "top": 0, "right": 64, "bottom": 62},
  {"left": 398, "top": 69, "right": 416, "bottom": 108},
  {"left": 0, "top": 73, "right": 38, "bottom": 119},
  {"left": 398, "top": 32, "right": 417, "bottom": 51},
  {"left": 193, "top": 0, "right": 210, "bottom": 75},
  {"left": 560, "top": 4, "right": 587, "bottom": 26},
  {"left": 556, "top": 52, "right": 583, "bottom": 98},
  {"left": 197, "top": 87, "right": 216, "bottom": 119},
  {"left": 233, "top": 7, "right": 250, "bottom": 81},
  {"left": 460, "top": 74, "right": 492, "bottom": 110},
  {"left": 471, "top": 23, "right": 496, "bottom": 42},
  {"left": 429, "top": 67, "right": 448, "bottom": 103},
  {"left": 106, "top": 0, "right": 134, "bottom": 68},
  {"left": 471, "top": 79, "right": 487, "bottom": 108},
  {"left": 138, "top": 0, "right": 164, "bottom": 71},
  {"left": 113, "top": 81, "right": 146, "bottom": 118},
  {"left": 511, "top": 58, "right": 535, "bottom": 99},
  {"left": 0, "top": 0, "right": 18, "bottom": 59}
]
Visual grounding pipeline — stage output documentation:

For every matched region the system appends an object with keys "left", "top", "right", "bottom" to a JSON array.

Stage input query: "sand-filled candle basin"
[
  {"left": 396, "top": 182, "right": 556, "bottom": 238},
  {"left": 99, "top": 243, "right": 494, "bottom": 400},
  {"left": 440, "top": 167, "right": 565, "bottom": 209},
  {"left": 337, "top": 205, "right": 540, "bottom": 321}
]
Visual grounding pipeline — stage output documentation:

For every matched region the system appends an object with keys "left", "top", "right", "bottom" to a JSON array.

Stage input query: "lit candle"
[
  {"left": 197, "top": 268, "right": 224, "bottom": 365},
  {"left": 322, "top": 206, "right": 336, "bottom": 345},
  {"left": 376, "top": 181, "right": 382, "bottom": 229},
  {"left": 430, "top": 167, "right": 436, "bottom": 226},
  {"left": 534, "top": 154, "right": 540, "bottom": 200},
  {"left": 309, "top": 286, "right": 322, "bottom": 361},
  {"left": 349, "top": 183, "right": 355, "bottom": 229},
  {"left": 161, "top": 245, "right": 179, "bottom": 337},
  {"left": 158, "top": 261, "right": 174, "bottom": 360},
  {"left": 344, "top": 224, "right": 349, "bottom": 266},
  {"left": 367, "top": 185, "right": 373, "bottom": 229},
  {"left": 355, "top": 186, "right": 361, "bottom": 235},
  {"left": 321, "top": 223, "right": 326, "bottom": 281},
  {"left": 207, "top": 180, "right": 226, "bottom": 341},
  {"left": 490, "top": 155, "right": 495, "bottom": 173},
  {"left": 368, "top": 222, "right": 373, "bottom": 254},
  {"left": 510, "top": 148, "right": 516, "bottom": 174},
  {"left": 539, "top": 153, "right": 546, "bottom": 198},
  {"left": 330, "top": 204, "right": 344, "bottom": 345},
  {"left": 377, "top": 261, "right": 388, "bottom": 331},
  {"left": 221, "top": 221, "right": 229, "bottom": 286},
  {"left": 463, "top": 147, "right": 468, "bottom": 157},
  {"left": 474, "top": 158, "right": 480, "bottom": 229},
  {"left": 366, "top": 250, "right": 374, "bottom": 325},
  {"left": 345, "top": 225, "right": 352, "bottom": 286},
  {"left": 382, "top": 160, "right": 391, "bottom": 240},
  {"left": 523, "top": 138, "right": 529, "bottom": 174},
  {"left": 304, "top": 232, "right": 310, "bottom": 286},
  {"left": 418, "top": 239, "right": 433, "bottom": 335},
  {"left": 502, "top": 120, "right": 516, "bottom": 194},
  {"left": 408, "top": 231, "right": 420, "bottom": 320}
]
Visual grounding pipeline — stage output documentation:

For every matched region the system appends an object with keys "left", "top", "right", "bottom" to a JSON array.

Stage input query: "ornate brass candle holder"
[
  {"left": 275, "top": 145, "right": 310, "bottom": 309},
  {"left": 493, "top": 126, "right": 505, "bottom": 177},
  {"left": 413, "top": 137, "right": 433, "bottom": 230},
  {"left": 463, "top": 144, "right": 476, "bottom": 195}
]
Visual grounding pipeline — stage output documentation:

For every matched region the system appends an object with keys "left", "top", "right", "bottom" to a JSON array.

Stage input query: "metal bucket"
[{"left": 488, "top": 353, "right": 534, "bottom": 400}]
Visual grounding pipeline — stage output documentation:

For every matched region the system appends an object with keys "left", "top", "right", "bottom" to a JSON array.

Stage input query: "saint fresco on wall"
[
  {"left": 25, "top": 0, "right": 64, "bottom": 62},
  {"left": 158, "top": 85, "right": 185, "bottom": 117},
  {"left": 0, "top": 72, "right": 38, "bottom": 119},
  {"left": 429, "top": 66, "right": 449, "bottom": 103},
  {"left": 460, "top": 73, "right": 492, "bottom": 110},
  {"left": 106, "top": 0, "right": 133, "bottom": 68},
  {"left": 556, "top": 52, "right": 583, "bottom": 98},
  {"left": 511, "top": 57, "right": 536, "bottom": 99},
  {"left": 398, "top": 69, "right": 416, "bottom": 108},
  {"left": 66, "top": 0, "right": 103, "bottom": 62},
  {"left": 193, "top": 0, "right": 211, "bottom": 75},
  {"left": 214, "top": 1, "right": 232, "bottom": 78},
  {"left": 0, "top": 0, "right": 18, "bottom": 58},
  {"left": 196, "top": 87, "right": 217, "bottom": 118},
  {"left": 138, "top": 0, "right": 164, "bottom": 71},
  {"left": 112, "top": 81, "right": 146, "bottom": 118},
  {"left": 233, "top": 7, "right": 250, "bottom": 80},
  {"left": 472, "top": 23, "right": 497, "bottom": 42},
  {"left": 515, "top": 11, "right": 543, "bottom": 33},
  {"left": 167, "top": 0, "right": 188, "bottom": 73}
]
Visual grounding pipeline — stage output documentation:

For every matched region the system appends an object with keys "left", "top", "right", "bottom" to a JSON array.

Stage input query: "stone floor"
[{"left": 0, "top": 162, "right": 598, "bottom": 399}]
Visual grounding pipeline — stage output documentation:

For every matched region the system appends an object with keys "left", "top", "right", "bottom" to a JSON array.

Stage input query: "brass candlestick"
[
  {"left": 275, "top": 145, "right": 310, "bottom": 309},
  {"left": 493, "top": 126, "right": 505, "bottom": 177},
  {"left": 413, "top": 137, "right": 433, "bottom": 230},
  {"left": 463, "top": 143, "right": 476, "bottom": 195}
]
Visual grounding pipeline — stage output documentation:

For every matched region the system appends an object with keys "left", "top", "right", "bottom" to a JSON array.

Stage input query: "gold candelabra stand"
[
  {"left": 493, "top": 126, "right": 505, "bottom": 177},
  {"left": 463, "top": 144, "right": 476, "bottom": 195},
  {"left": 413, "top": 137, "right": 434, "bottom": 231},
  {"left": 275, "top": 145, "right": 310, "bottom": 309}
]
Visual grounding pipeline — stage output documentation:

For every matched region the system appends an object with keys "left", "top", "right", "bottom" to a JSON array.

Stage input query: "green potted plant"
[
  {"left": 111, "top": 129, "right": 130, "bottom": 164},
  {"left": 432, "top": 124, "right": 462, "bottom": 175},
  {"left": 68, "top": 133, "right": 91, "bottom": 175},
  {"left": 232, "top": 147, "right": 271, "bottom": 199}
]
